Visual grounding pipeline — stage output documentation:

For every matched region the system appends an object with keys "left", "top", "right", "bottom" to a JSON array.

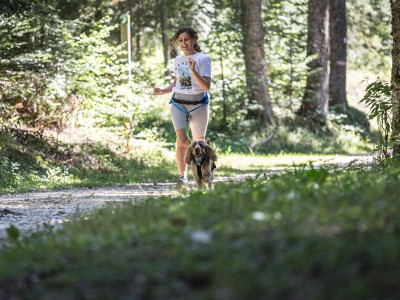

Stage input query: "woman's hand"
[
  {"left": 189, "top": 59, "right": 196, "bottom": 73},
  {"left": 187, "top": 60, "right": 211, "bottom": 91},
  {"left": 153, "top": 78, "right": 176, "bottom": 96},
  {"left": 153, "top": 87, "right": 165, "bottom": 96}
]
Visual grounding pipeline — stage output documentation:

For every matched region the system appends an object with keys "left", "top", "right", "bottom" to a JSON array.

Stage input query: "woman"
[{"left": 154, "top": 26, "right": 212, "bottom": 187}]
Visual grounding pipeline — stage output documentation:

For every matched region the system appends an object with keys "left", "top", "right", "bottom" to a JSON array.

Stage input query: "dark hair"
[{"left": 170, "top": 26, "right": 202, "bottom": 53}]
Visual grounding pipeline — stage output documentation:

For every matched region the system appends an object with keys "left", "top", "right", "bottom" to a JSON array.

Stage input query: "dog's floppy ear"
[
  {"left": 205, "top": 145, "right": 217, "bottom": 161},
  {"left": 184, "top": 143, "right": 193, "bottom": 164}
]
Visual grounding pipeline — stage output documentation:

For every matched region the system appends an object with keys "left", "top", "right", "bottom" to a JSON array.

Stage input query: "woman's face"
[{"left": 177, "top": 32, "right": 196, "bottom": 55}]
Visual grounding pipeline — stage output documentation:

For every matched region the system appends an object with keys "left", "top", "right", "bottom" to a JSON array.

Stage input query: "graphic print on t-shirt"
[{"left": 176, "top": 61, "right": 192, "bottom": 89}]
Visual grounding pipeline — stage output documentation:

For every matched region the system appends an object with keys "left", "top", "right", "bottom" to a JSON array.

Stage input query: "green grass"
[
  {"left": 1, "top": 163, "right": 400, "bottom": 299},
  {"left": 0, "top": 130, "right": 177, "bottom": 193},
  {"left": 0, "top": 129, "right": 370, "bottom": 194},
  {"left": 218, "top": 153, "right": 355, "bottom": 171}
]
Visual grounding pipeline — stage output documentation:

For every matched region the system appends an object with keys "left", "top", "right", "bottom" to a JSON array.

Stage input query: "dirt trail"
[
  {"left": 0, "top": 175, "right": 257, "bottom": 242},
  {"left": 0, "top": 183, "right": 175, "bottom": 239},
  {"left": 0, "top": 155, "right": 372, "bottom": 242}
]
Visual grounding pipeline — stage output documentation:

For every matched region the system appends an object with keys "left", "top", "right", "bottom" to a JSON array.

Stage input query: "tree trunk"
[
  {"left": 160, "top": 0, "right": 174, "bottom": 78},
  {"left": 134, "top": 0, "right": 142, "bottom": 61},
  {"left": 298, "top": 0, "right": 329, "bottom": 126},
  {"left": 391, "top": 0, "right": 400, "bottom": 156},
  {"left": 329, "top": 0, "right": 348, "bottom": 108},
  {"left": 160, "top": 0, "right": 169, "bottom": 69},
  {"left": 241, "top": 0, "right": 275, "bottom": 126}
]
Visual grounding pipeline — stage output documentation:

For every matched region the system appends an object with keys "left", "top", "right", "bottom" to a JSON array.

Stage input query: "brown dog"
[{"left": 185, "top": 139, "right": 217, "bottom": 189}]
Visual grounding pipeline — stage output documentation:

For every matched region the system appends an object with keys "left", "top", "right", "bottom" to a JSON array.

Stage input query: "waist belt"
[
  {"left": 169, "top": 93, "right": 209, "bottom": 113},
  {"left": 171, "top": 96, "right": 207, "bottom": 105}
]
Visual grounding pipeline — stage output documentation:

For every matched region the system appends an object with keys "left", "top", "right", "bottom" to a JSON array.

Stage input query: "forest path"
[{"left": 0, "top": 155, "right": 372, "bottom": 243}]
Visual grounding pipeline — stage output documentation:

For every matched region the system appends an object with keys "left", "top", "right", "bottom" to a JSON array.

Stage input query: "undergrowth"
[
  {"left": 0, "top": 109, "right": 374, "bottom": 194},
  {"left": 206, "top": 105, "right": 374, "bottom": 154},
  {"left": 0, "top": 129, "right": 177, "bottom": 194},
  {"left": 0, "top": 163, "right": 399, "bottom": 299}
]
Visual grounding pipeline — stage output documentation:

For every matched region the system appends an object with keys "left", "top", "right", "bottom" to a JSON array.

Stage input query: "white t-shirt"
[{"left": 172, "top": 52, "right": 212, "bottom": 95}]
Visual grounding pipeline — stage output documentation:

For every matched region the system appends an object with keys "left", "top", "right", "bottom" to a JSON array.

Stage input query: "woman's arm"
[
  {"left": 153, "top": 77, "right": 177, "bottom": 95},
  {"left": 189, "top": 59, "right": 211, "bottom": 91}
]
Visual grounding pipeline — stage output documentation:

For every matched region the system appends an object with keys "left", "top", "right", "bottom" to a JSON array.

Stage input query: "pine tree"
[
  {"left": 240, "top": 0, "right": 275, "bottom": 126},
  {"left": 297, "top": 0, "right": 329, "bottom": 127},
  {"left": 329, "top": 0, "right": 348, "bottom": 108},
  {"left": 391, "top": 0, "right": 400, "bottom": 156}
]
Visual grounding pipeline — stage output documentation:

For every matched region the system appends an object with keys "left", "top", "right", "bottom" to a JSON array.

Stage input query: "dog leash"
[{"left": 169, "top": 93, "right": 209, "bottom": 140}]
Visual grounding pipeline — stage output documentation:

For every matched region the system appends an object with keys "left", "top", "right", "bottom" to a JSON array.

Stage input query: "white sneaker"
[{"left": 176, "top": 176, "right": 188, "bottom": 188}]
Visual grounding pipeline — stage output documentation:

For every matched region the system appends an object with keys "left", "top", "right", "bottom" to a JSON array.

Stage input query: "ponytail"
[{"left": 194, "top": 42, "right": 201, "bottom": 52}]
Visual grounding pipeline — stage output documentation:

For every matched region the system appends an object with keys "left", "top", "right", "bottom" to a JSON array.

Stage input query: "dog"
[{"left": 185, "top": 139, "right": 217, "bottom": 189}]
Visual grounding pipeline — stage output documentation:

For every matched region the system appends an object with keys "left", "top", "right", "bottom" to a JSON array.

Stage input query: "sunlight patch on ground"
[{"left": 217, "top": 154, "right": 367, "bottom": 170}]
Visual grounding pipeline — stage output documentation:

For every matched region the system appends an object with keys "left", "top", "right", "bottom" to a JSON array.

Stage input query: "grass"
[
  {"left": 0, "top": 163, "right": 399, "bottom": 299},
  {"left": 218, "top": 153, "right": 358, "bottom": 171},
  {"left": 0, "top": 128, "right": 371, "bottom": 194},
  {"left": 0, "top": 129, "right": 177, "bottom": 193}
]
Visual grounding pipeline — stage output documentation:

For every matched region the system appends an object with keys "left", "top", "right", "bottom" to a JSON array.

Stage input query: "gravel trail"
[
  {"left": 0, "top": 155, "right": 373, "bottom": 242},
  {"left": 0, "top": 183, "right": 176, "bottom": 241},
  {"left": 0, "top": 176, "right": 255, "bottom": 242}
]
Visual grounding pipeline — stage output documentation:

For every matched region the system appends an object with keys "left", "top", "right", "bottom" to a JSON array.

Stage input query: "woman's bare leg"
[{"left": 175, "top": 129, "right": 189, "bottom": 177}]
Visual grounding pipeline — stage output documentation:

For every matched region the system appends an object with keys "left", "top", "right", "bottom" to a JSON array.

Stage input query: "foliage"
[
  {"left": 0, "top": 0, "right": 39, "bottom": 17},
  {"left": 203, "top": 0, "right": 309, "bottom": 133},
  {"left": 0, "top": 5, "right": 151, "bottom": 147},
  {"left": 0, "top": 7, "right": 87, "bottom": 130},
  {"left": 0, "top": 126, "right": 366, "bottom": 194},
  {"left": 204, "top": 2, "right": 249, "bottom": 134},
  {"left": 206, "top": 106, "right": 373, "bottom": 155},
  {"left": 0, "top": 130, "right": 177, "bottom": 194},
  {"left": 249, "top": 123, "right": 372, "bottom": 155},
  {"left": 264, "top": 0, "right": 308, "bottom": 114},
  {"left": 62, "top": 19, "right": 152, "bottom": 150},
  {"left": 0, "top": 0, "right": 391, "bottom": 157},
  {"left": 329, "top": 104, "right": 371, "bottom": 138},
  {"left": 347, "top": 0, "right": 392, "bottom": 75},
  {"left": 359, "top": 78, "right": 392, "bottom": 161},
  {"left": 1, "top": 164, "right": 400, "bottom": 299}
]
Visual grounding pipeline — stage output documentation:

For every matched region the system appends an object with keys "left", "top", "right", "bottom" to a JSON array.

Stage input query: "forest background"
[{"left": 0, "top": 0, "right": 391, "bottom": 156}]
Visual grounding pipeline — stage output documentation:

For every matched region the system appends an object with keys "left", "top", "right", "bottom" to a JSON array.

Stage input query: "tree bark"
[
  {"left": 241, "top": 0, "right": 275, "bottom": 126},
  {"left": 391, "top": 0, "right": 400, "bottom": 156},
  {"left": 329, "top": 0, "right": 347, "bottom": 108},
  {"left": 160, "top": 0, "right": 169, "bottom": 68},
  {"left": 298, "top": 0, "right": 329, "bottom": 126},
  {"left": 133, "top": 0, "right": 142, "bottom": 61}
]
